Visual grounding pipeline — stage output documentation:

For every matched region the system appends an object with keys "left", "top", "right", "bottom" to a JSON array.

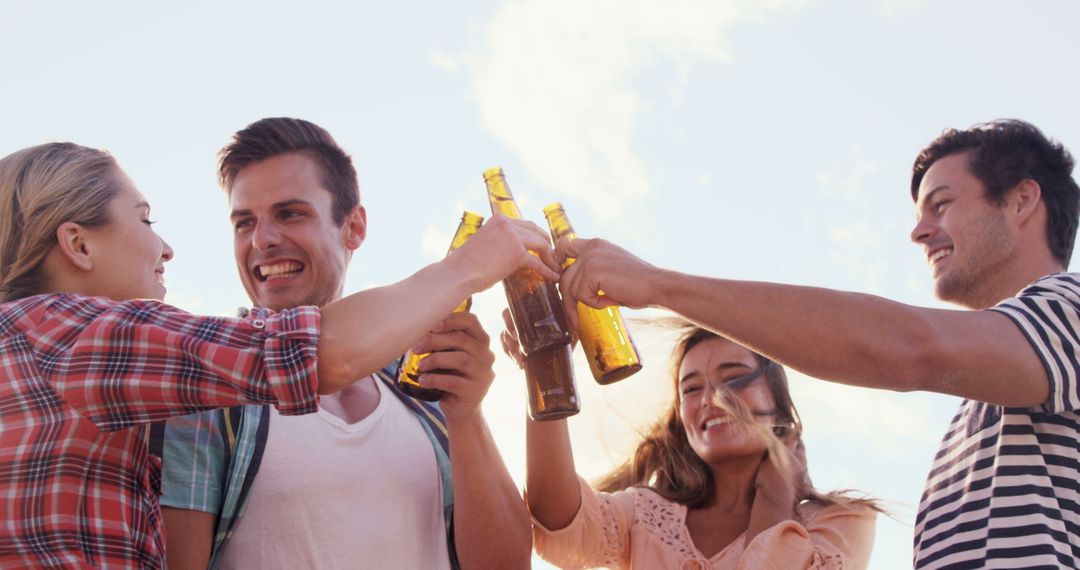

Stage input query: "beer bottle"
[
  {"left": 484, "top": 167, "right": 579, "bottom": 420},
  {"left": 397, "top": 211, "right": 484, "bottom": 401},
  {"left": 523, "top": 344, "right": 580, "bottom": 421},
  {"left": 543, "top": 202, "right": 642, "bottom": 385},
  {"left": 483, "top": 167, "right": 572, "bottom": 354}
]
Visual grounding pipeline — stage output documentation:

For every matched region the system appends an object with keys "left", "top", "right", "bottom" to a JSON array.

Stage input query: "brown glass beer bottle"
[
  {"left": 484, "top": 167, "right": 578, "bottom": 420},
  {"left": 523, "top": 344, "right": 580, "bottom": 421},
  {"left": 483, "top": 167, "right": 572, "bottom": 353}
]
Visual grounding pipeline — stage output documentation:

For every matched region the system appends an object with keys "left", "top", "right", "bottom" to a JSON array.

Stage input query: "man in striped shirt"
[{"left": 551, "top": 119, "right": 1080, "bottom": 567}]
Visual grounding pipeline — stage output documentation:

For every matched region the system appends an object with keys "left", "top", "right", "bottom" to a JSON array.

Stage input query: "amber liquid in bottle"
[
  {"left": 484, "top": 167, "right": 578, "bottom": 420},
  {"left": 524, "top": 344, "right": 580, "bottom": 421},
  {"left": 483, "top": 168, "right": 572, "bottom": 354},
  {"left": 544, "top": 202, "right": 642, "bottom": 385},
  {"left": 397, "top": 211, "right": 484, "bottom": 401}
]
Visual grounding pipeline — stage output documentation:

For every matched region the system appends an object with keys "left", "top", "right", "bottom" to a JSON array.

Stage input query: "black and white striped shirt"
[{"left": 914, "top": 273, "right": 1080, "bottom": 569}]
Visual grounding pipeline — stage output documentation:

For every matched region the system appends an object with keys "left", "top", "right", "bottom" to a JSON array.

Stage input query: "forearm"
[
  {"left": 651, "top": 270, "right": 947, "bottom": 393},
  {"left": 317, "top": 256, "right": 479, "bottom": 394},
  {"left": 525, "top": 417, "right": 582, "bottom": 531},
  {"left": 562, "top": 238, "right": 1047, "bottom": 403},
  {"left": 162, "top": 508, "right": 214, "bottom": 570},
  {"left": 447, "top": 415, "right": 532, "bottom": 570}
]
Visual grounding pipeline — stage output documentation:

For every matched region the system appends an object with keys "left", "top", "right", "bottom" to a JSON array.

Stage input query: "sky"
[{"left": 3, "top": 1, "right": 1079, "bottom": 567}]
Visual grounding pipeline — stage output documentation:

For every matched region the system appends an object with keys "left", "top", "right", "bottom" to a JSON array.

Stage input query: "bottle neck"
[
  {"left": 447, "top": 216, "right": 483, "bottom": 255},
  {"left": 486, "top": 175, "right": 523, "bottom": 219},
  {"left": 543, "top": 208, "right": 577, "bottom": 243}
]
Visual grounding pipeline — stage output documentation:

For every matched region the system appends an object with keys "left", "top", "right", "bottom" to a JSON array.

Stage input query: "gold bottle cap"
[{"left": 482, "top": 167, "right": 505, "bottom": 181}]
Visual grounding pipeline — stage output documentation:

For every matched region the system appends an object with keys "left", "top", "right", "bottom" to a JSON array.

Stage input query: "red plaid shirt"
[{"left": 0, "top": 294, "right": 320, "bottom": 569}]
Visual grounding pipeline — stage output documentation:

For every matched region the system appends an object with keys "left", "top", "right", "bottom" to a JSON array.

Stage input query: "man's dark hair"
[
  {"left": 219, "top": 117, "right": 359, "bottom": 225},
  {"left": 911, "top": 119, "right": 1079, "bottom": 266}
]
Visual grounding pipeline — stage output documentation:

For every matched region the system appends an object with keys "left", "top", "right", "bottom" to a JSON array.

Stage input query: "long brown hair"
[{"left": 595, "top": 324, "right": 881, "bottom": 513}]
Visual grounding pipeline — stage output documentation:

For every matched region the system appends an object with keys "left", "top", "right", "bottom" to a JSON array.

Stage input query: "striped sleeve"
[{"left": 990, "top": 274, "right": 1080, "bottom": 413}]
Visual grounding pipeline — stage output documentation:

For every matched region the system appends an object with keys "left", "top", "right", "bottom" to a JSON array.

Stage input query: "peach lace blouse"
[{"left": 532, "top": 477, "right": 876, "bottom": 570}]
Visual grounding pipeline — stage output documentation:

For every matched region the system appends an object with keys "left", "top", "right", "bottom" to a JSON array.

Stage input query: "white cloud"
[
  {"left": 460, "top": 0, "right": 813, "bottom": 222},
  {"left": 429, "top": 50, "right": 459, "bottom": 73},
  {"left": 421, "top": 223, "right": 453, "bottom": 259}
]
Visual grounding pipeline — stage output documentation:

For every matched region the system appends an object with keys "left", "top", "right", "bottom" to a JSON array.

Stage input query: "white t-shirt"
[
  {"left": 914, "top": 273, "right": 1080, "bottom": 568},
  {"left": 217, "top": 377, "right": 451, "bottom": 569}
]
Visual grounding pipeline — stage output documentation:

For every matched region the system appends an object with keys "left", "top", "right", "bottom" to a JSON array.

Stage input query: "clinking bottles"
[
  {"left": 484, "top": 167, "right": 579, "bottom": 420},
  {"left": 543, "top": 202, "right": 642, "bottom": 385},
  {"left": 397, "top": 211, "right": 484, "bottom": 401}
]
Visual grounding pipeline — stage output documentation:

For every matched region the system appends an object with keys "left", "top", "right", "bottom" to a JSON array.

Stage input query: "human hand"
[
  {"left": 753, "top": 435, "right": 811, "bottom": 508},
  {"left": 451, "top": 215, "right": 561, "bottom": 293},
  {"left": 555, "top": 237, "right": 660, "bottom": 328},
  {"left": 412, "top": 312, "right": 497, "bottom": 424},
  {"left": 498, "top": 308, "right": 526, "bottom": 370}
]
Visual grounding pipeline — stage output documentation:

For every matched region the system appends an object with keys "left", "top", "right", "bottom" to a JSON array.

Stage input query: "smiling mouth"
[
  {"left": 256, "top": 261, "right": 304, "bottom": 282},
  {"left": 703, "top": 417, "right": 734, "bottom": 430},
  {"left": 929, "top": 247, "right": 952, "bottom": 265}
]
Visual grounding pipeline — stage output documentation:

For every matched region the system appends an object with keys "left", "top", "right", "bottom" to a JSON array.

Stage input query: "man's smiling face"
[
  {"left": 230, "top": 152, "right": 364, "bottom": 311},
  {"left": 911, "top": 151, "right": 1015, "bottom": 309}
]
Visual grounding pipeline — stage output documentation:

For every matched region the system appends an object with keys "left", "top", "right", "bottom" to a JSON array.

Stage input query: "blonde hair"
[
  {"left": 0, "top": 143, "right": 120, "bottom": 302},
  {"left": 596, "top": 322, "right": 882, "bottom": 514}
]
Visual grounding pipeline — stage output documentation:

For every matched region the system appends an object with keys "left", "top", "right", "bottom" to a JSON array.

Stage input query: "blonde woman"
[
  {"left": 0, "top": 142, "right": 555, "bottom": 568},
  {"left": 504, "top": 320, "right": 878, "bottom": 569}
]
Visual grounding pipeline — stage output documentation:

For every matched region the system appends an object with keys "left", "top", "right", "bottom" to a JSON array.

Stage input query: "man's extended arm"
[
  {"left": 415, "top": 312, "right": 532, "bottom": 569},
  {"left": 556, "top": 238, "right": 1049, "bottom": 407},
  {"left": 316, "top": 215, "right": 560, "bottom": 395}
]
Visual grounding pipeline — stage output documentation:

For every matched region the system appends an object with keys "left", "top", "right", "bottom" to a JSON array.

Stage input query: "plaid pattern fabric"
[
  {"left": 0, "top": 294, "right": 320, "bottom": 569},
  {"left": 156, "top": 361, "right": 461, "bottom": 569}
]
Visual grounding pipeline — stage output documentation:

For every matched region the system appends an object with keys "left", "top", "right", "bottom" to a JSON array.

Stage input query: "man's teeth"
[
  {"left": 930, "top": 248, "right": 952, "bottom": 263},
  {"left": 258, "top": 261, "right": 303, "bottom": 280},
  {"left": 704, "top": 417, "right": 733, "bottom": 429}
]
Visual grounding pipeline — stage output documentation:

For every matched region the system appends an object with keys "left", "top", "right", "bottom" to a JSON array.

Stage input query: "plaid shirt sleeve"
[{"left": 27, "top": 294, "right": 320, "bottom": 431}]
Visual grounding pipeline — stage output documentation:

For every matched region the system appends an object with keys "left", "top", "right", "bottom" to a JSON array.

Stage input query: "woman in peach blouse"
[{"left": 504, "top": 322, "right": 879, "bottom": 569}]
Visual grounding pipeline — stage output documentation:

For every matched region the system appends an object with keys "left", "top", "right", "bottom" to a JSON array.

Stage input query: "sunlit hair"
[
  {"left": 595, "top": 321, "right": 881, "bottom": 513},
  {"left": 218, "top": 117, "right": 360, "bottom": 226},
  {"left": 0, "top": 143, "right": 120, "bottom": 302}
]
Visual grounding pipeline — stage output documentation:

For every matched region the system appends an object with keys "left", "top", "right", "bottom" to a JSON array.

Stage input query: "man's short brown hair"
[{"left": 219, "top": 118, "right": 359, "bottom": 225}]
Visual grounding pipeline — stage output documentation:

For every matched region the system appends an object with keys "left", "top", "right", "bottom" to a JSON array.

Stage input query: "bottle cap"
[{"left": 543, "top": 202, "right": 566, "bottom": 217}]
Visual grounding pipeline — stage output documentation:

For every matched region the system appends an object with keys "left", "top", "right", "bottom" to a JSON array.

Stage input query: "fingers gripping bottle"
[
  {"left": 484, "top": 167, "right": 579, "bottom": 420},
  {"left": 396, "top": 211, "right": 484, "bottom": 401},
  {"left": 543, "top": 202, "right": 642, "bottom": 385}
]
